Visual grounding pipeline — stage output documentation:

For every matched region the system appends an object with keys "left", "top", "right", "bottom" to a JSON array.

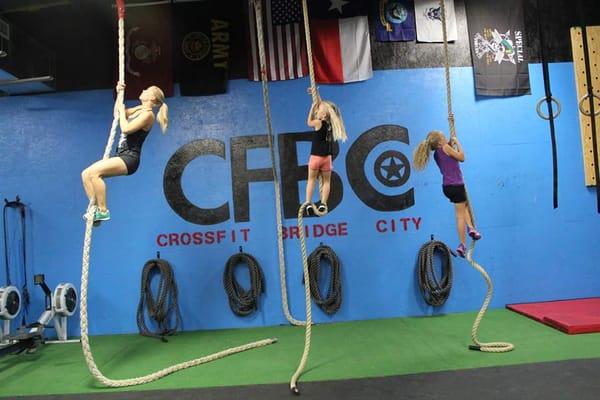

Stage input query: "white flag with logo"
[{"left": 414, "top": 0, "right": 457, "bottom": 42}]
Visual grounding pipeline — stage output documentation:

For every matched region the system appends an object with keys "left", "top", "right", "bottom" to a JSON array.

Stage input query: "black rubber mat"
[{"left": 14, "top": 358, "right": 600, "bottom": 400}]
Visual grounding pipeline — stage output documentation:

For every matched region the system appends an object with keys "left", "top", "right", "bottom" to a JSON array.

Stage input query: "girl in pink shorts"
[{"left": 305, "top": 88, "right": 347, "bottom": 215}]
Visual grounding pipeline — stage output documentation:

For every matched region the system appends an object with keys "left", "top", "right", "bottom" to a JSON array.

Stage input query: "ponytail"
[
  {"left": 413, "top": 131, "right": 443, "bottom": 171},
  {"left": 149, "top": 85, "right": 168, "bottom": 134},
  {"left": 323, "top": 101, "right": 347, "bottom": 143},
  {"left": 157, "top": 102, "right": 168, "bottom": 134}
]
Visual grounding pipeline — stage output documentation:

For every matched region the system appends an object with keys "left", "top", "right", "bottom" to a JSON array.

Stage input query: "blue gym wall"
[{"left": 1, "top": 62, "right": 599, "bottom": 337}]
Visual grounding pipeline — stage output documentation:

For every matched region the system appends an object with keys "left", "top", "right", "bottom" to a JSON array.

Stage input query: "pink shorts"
[{"left": 308, "top": 155, "right": 333, "bottom": 172}]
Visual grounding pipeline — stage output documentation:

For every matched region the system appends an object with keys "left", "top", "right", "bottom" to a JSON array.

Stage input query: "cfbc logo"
[{"left": 163, "top": 125, "right": 413, "bottom": 225}]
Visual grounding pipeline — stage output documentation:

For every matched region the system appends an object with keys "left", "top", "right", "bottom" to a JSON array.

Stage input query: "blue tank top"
[{"left": 433, "top": 147, "right": 463, "bottom": 186}]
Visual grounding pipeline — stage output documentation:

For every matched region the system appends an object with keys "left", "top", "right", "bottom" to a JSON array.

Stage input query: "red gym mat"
[{"left": 506, "top": 298, "right": 600, "bottom": 334}]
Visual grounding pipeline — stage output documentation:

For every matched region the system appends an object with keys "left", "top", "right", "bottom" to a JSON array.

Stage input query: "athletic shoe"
[
  {"left": 94, "top": 209, "right": 111, "bottom": 222},
  {"left": 456, "top": 243, "right": 466, "bottom": 258},
  {"left": 317, "top": 202, "right": 328, "bottom": 214},
  {"left": 468, "top": 227, "right": 482, "bottom": 240},
  {"left": 305, "top": 204, "right": 314, "bottom": 216}
]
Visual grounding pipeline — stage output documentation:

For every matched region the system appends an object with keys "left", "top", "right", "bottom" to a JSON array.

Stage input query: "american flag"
[{"left": 248, "top": 0, "right": 308, "bottom": 81}]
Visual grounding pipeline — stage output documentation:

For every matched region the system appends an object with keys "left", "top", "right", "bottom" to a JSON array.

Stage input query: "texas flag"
[{"left": 309, "top": 0, "right": 372, "bottom": 84}]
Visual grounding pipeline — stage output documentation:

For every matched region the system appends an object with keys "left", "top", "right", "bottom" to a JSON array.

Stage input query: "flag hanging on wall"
[
  {"left": 414, "top": 0, "right": 457, "bottom": 43},
  {"left": 309, "top": 1, "right": 372, "bottom": 84},
  {"left": 123, "top": 4, "right": 173, "bottom": 100},
  {"left": 174, "top": 1, "right": 236, "bottom": 96},
  {"left": 247, "top": 0, "right": 308, "bottom": 81},
  {"left": 373, "top": 0, "right": 416, "bottom": 42},
  {"left": 465, "top": 0, "right": 530, "bottom": 96}
]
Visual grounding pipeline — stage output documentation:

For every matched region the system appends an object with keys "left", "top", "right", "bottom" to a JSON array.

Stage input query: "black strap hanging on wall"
[
  {"left": 223, "top": 248, "right": 265, "bottom": 316},
  {"left": 417, "top": 236, "right": 453, "bottom": 307},
  {"left": 305, "top": 244, "right": 342, "bottom": 315},
  {"left": 535, "top": 0, "right": 561, "bottom": 209},
  {"left": 3, "top": 196, "right": 30, "bottom": 326},
  {"left": 136, "top": 257, "right": 182, "bottom": 341},
  {"left": 577, "top": 1, "right": 600, "bottom": 213}
]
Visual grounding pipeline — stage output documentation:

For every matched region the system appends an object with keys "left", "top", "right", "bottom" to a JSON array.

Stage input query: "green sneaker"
[{"left": 94, "top": 209, "right": 111, "bottom": 222}]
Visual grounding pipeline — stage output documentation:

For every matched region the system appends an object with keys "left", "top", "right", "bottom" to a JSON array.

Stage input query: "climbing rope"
[
  {"left": 290, "top": 203, "right": 314, "bottom": 394},
  {"left": 416, "top": 238, "right": 453, "bottom": 307},
  {"left": 78, "top": 0, "right": 276, "bottom": 387},
  {"left": 223, "top": 251, "right": 265, "bottom": 316},
  {"left": 440, "top": 0, "right": 513, "bottom": 352},
  {"left": 136, "top": 258, "right": 182, "bottom": 340},
  {"left": 306, "top": 244, "right": 342, "bottom": 315},
  {"left": 250, "top": 0, "right": 305, "bottom": 327},
  {"left": 251, "top": 0, "right": 315, "bottom": 392}
]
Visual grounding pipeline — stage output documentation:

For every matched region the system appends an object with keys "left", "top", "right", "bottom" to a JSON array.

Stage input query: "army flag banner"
[{"left": 174, "top": 1, "right": 235, "bottom": 96}]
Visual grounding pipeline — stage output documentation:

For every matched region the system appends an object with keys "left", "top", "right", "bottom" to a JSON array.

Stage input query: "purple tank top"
[{"left": 433, "top": 147, "right": 463, "bottom": 186}]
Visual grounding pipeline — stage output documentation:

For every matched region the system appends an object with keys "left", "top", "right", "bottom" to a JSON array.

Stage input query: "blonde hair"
[
  {"left": 321, "top": 100, "right": 347, "bottom": 142},
  {"left": 149, "top": 86, "right": 168, "bottom": 134},
  {"left": 413, "top": 130, "right": 444, "bottom": 171}
]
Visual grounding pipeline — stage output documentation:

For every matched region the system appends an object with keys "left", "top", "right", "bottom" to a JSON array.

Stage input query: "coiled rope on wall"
[
  {"left": 439, "top": 0, "right": 513, "bottom": 353},
  {"left": 307, "top": 244, "right": 342, "bottom": 315},
  {"left": 78, "top": 1, "right": 276, "bottom": 387},
  {"left": 136, "top": 258, "right": 182, "bottom": 340},
  {"left": 223, "top": 251, "right": 265, "bottom": 316},
  {"left": 417, "top": 238, "right": 453, "bottom": 307}
]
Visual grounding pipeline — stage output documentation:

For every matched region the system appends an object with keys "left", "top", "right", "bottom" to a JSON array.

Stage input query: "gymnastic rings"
[
  {"left": 536, "top": 96, "right": 561, "bottom": 120},
  {"left": 578, "top": 93, "right": 600, "bottom": 117}
]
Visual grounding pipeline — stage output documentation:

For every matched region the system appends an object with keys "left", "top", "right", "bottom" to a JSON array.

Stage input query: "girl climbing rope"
[
  {"left": 304, "top": 87, "right": 347, "bottom": 216},
  {"left": 81, "top": 83, "right": 168, "bottom": 223},
  {"left": 413, "top": 126, "right": 481, "bottom": 257}
]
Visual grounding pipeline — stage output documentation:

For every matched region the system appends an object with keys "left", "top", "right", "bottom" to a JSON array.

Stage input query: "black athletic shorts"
[
  {"left": 442, "top": 184, "right": 467, "bottom": 203},
  {"left": 117, "top": 150, "right": 140, "bottom": 176}
]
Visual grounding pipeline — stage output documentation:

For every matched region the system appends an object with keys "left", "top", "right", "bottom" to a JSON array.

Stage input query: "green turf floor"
[{"left": 1, "top": 309, "right": 600, "bottom": 398}]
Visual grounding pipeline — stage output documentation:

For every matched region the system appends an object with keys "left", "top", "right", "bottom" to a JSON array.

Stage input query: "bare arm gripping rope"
[
  {"left": 439, "top": 0, "right": 513, "bottom": 353},
  {"left": 78, "top": 1, "right": 276, "bottom": 387},
  {"left": 251, "top": 0, "right": 305, "bottom": 326}
]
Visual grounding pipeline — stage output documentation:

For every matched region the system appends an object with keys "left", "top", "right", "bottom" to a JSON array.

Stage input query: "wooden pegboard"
[{"left": 571, "top": 26, "right": 600, "bottom": 186}]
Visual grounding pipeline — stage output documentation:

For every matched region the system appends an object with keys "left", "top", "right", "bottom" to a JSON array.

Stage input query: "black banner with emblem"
[
  {"left": 123, "top": 4, "right": 173, "bottom": 100},
  {"left": 465, "top": 0, "right": 530, "bottom": 96},
  {"left": 174, "top": 1, "right": 236, "bottom": 96}
]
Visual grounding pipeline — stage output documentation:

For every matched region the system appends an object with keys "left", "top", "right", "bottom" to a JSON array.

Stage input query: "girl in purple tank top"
[{"left": 413, "top": 130, "right": 481, "bottom": 257}]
